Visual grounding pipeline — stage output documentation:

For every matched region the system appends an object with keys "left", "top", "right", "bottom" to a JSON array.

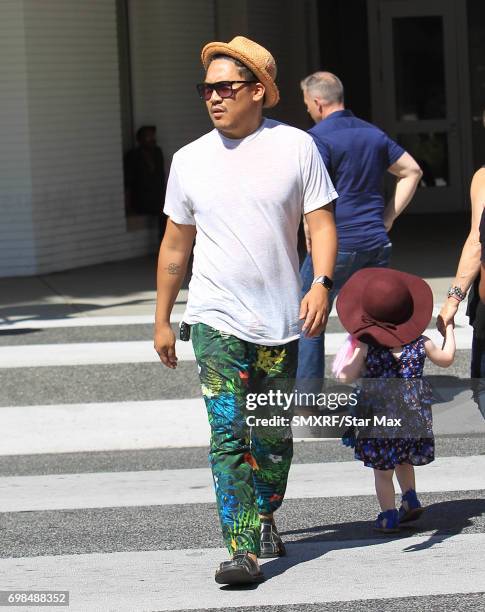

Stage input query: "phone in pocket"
[{"left": 179, "top": 321, "right": 191, "bottom": 341}]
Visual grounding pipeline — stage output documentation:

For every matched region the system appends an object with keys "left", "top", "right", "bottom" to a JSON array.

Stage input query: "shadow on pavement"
[
  {"left": 0, "top": 254, "right": 192, "bottom": 321},
  {"left": 262, "top": 497, "right": 485, "bottom": 579},
  {"left": 0, "top": 298, "right": 156, "bottom": 324}
]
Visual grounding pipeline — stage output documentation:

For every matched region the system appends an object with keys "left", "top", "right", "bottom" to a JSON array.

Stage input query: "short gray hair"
[{"left": 301, "top": 71, "right": 344, "bottom": 105}]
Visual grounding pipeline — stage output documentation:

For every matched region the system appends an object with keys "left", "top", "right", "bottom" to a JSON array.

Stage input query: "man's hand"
[
  {"left": 154, "top": 323, "right": 178, "bottom": 369},
  {"left": 437, "top": 299, "right": 458, "bottom": 336},
  {"left": 299, "top": 284, "right": 330, "bottom": 337}
]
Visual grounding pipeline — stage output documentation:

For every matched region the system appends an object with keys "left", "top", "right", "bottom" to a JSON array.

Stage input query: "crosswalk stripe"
[
  {"left": 1, "top": 395, "right": 483, "bottom": 457},
  {"left": 0, "top": 313, "right": 181, "bottom": 330},
  {"left": 0, "top": 340, "right": 194, "bottom": 367},
  {"left": 0, "top": 304, "right": 470, "bottom": 331},
  {"left": 1, "top": 534, "right": 483, "bottom": 612},
  {"left": 0, "top": 315, "right": 158, "bottom": 330},
  {"left": 0, "top": 399, "right": 210, "bottom": 456},
  {"left": 0, "top": 326, "right": 473, "bottom": 367},
  {"left": 1, "top": 456, "right": 483, "bottom": 513}
]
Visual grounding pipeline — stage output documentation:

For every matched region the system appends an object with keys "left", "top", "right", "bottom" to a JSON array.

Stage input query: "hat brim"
[
  {"left": 336, "top": 268, "right": 434, "bottom": 348},
  {"left": 201, "top": 41, "right": 279, "bottom": 108}
]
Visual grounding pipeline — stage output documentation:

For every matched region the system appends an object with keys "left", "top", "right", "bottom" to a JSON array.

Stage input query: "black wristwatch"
[{"left": 311, "top": 275, "right": 334, "bottom": 290}]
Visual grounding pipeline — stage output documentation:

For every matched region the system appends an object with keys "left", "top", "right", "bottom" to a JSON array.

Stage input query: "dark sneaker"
[
  {"left": 259, "top": 519, "right": 286, "bottom": 558},
  {"left": 215, "top": 551, "right": 265, "bottom": 585},
  {"left": 398, "top": 488, "right": 425, "bottom": 523},
  {"left": 374, "top": 508, "right": 400, "bottom": 534}
]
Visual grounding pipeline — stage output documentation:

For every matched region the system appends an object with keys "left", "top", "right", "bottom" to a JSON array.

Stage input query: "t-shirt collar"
[{"left": 216, "top": 118, "right": 267, "bottom": 149}]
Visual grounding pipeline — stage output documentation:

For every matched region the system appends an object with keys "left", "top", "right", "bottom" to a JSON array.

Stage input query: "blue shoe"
[
  {"left": 374, "top": 509, "right": 400, "bottom": 533},
  {"left": 398, "top": 488, "right": 424, "bottom": 523}
]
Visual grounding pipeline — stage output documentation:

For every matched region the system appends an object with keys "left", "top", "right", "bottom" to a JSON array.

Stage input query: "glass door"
[{"left": 377, "top": 0, "right": 462, "bottom": 212}]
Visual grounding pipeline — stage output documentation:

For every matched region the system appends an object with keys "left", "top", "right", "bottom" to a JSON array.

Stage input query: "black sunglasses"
[{"left": 196, "top": 80, "right": 257, "bottom": 101}]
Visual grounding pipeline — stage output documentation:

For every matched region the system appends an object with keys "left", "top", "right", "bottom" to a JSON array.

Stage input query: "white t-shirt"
[{"left": 164, "top": 118, "right": 337, "bottom": 345}]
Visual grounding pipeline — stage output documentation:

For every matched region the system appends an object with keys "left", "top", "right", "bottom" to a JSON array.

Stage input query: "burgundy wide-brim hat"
[{"left": 336, "top": 268, "right": 433, "bottom": 348}]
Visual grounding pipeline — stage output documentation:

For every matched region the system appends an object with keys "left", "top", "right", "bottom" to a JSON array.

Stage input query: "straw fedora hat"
[
  {"left": 336, "top": 268, "right": 433, "bottom": 348},
  {"left": 201, "top": 36, "right": 280, "bottom": 108}
]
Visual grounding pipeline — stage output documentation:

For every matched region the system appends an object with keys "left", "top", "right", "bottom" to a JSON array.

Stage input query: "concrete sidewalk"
[
  {"left": 0, "top": 213, "right": 470, "bottom": 322},
  {"left": 0, "top": 255, "right": 165, "bottom": 321}
]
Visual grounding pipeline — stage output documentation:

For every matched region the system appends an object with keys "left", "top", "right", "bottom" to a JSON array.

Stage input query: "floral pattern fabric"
[
  {"left": 192, "top": 322, "right": 297, "bottom": 554},
  {"left": 354, "top": 336, "right": 435, "bottom": 470}
]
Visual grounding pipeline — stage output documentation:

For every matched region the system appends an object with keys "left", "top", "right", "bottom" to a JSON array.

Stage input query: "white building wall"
[
  {"left": 0, "top": 0, "right": 158, "bottom": 278},
  {"left": 0, "top": 0, "right": 316, "bottom": 278},
  {"left": 24, "top": 0, "right": 157, "bottom": 275},
  {"left": 0, "top": 1, "right": 35, "bottom": 277}
]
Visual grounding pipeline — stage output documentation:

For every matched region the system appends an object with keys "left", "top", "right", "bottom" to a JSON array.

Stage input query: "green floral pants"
[{"left": 192, "top": 322, "right": 298, "bottom": 555}]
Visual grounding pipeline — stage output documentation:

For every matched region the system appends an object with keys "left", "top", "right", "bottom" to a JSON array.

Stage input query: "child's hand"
[
  {"left": 437, "top": 301, "right": 458, "bottom": 336},
  {"left": 424, "top": 323, "right": 456, "bottom": 367},
  {"left": 445, "top": 322, "right": 455, "bottom": 337}
]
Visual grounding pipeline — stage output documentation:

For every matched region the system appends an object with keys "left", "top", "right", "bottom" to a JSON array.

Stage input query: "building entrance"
[{"left": 368, "top": 0, "right": 472, "bottom": 212}]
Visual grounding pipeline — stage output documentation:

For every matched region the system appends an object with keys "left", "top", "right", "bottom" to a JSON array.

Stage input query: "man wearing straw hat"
[{"left": 154, "top": 36, "right": 337, "bottom": 585}]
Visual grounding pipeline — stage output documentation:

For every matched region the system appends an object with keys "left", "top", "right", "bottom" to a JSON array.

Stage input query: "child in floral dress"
[{"left": 334, "top": 268, "right": 455, "bottom": 533}]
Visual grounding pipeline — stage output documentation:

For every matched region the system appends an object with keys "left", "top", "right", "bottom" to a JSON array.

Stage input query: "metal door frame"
[{"left": 367, "top": 0, "right": 473, "bottom": 212}]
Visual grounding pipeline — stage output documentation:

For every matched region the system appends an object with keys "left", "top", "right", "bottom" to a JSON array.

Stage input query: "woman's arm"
[{"left": 438, "top": 168, "right": 485, "bottom": 332}]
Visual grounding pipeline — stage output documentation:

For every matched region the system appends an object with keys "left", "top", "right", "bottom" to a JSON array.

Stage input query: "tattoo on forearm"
[{"left": 166, "top": 263, "right": 181, "bottom": 275}]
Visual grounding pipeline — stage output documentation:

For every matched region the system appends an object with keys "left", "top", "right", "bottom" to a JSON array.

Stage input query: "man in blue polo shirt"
[{"left": 297, "top": 71, "right": 422, "bottom": 393}]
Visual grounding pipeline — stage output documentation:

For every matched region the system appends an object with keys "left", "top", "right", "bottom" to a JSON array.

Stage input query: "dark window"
[
  {"left": 467, "top": 0, "right": 485, "bottom": 169},
  {"left": 317, "top": 0, "right": 371, "bottom": 121}
]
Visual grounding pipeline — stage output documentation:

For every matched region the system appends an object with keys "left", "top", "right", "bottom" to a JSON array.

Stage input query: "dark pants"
[
  {"left": 471, "top": 333, "right": 485, "bottom": 418},
  {"left": 296, "top": 243, "right": 392, "bottom": 395}
]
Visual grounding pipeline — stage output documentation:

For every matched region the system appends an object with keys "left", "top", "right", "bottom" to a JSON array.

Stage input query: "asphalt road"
[{"left": 0, "top": 316, "right": 484, "bottom": 612}]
